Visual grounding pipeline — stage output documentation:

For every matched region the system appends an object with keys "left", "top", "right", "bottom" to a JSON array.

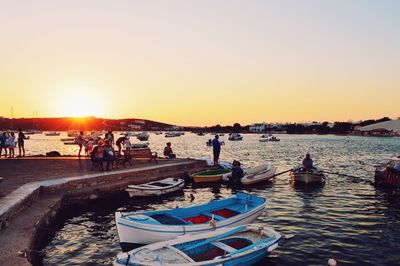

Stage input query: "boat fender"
[{"left": 209, "top": 215, "right": 216, "bottom": 229}]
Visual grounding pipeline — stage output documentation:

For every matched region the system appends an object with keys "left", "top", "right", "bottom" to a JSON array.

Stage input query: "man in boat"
[
  {"left": 212, "top": 135, "right": 221, "bottom": 166},
  {"left": 163, "top": 142, "right": 176, "bottom": 158},
  {"left": 302, "top": 153, "right": 314, "bottom": 171}
]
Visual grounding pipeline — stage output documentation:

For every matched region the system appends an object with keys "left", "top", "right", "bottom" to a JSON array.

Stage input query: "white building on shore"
[{"left": 249, "top": 123, "right": 268, "bottom": 132}]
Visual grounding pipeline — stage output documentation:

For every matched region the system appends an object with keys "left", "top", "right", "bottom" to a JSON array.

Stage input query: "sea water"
[{"left": 38, "top": 133, "right": 400, "bottom": 265}]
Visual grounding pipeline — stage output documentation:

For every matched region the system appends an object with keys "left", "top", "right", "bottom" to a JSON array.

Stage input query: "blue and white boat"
[
  {"left": 115, "top": 193, "right": 266, "bottom": 249},
  {"left": 114, "top": 224, "right": 284, "bottom": 266}
]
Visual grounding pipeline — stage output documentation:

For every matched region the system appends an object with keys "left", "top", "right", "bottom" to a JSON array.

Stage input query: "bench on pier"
[{"left": 123, "top": 148, "right": 157, "bottom": 164}]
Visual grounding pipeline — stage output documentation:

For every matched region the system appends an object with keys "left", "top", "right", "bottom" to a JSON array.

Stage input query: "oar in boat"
[
  {"left": 320, "top": 169, "right": 361, "bottom": 179},
  {"left": 271, "top": 169, "right": 292, "bottom": 177}
]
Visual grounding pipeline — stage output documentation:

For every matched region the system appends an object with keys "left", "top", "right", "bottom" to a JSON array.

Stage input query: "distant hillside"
[{"left": 0, "top": 117, "right": 174, "bottom": 131}]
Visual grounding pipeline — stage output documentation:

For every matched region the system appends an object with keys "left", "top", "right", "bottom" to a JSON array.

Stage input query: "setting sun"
[{"left": 54, "top": 86, "right": 105, "bottom": 118}]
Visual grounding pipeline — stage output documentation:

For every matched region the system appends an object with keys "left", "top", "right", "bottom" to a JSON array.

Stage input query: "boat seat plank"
[
  {"left": 211, "top": 241, "right": 237, "bottom": 253},
  {"left": 182, "top": 226, "right": 246, "bottom": 252},
  {"left": 229, "top": 236, "right": 275, "bottom": 255}
]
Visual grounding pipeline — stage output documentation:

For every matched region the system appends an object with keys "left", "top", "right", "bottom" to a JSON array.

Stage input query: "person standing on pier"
[
  {"left": 212, "top": 135, "right": 221, "bottom": 166},
  {"left": 6, "top": 132, "right": 16, "bottom": 158},
  {"left": 0, "top": 132, "right": 7, "bottom": 158},
  {"left": 116, "top": 136, "right": 127, "bottom": 154},
  {"left": 17, "top": 129, "right": 27, "bottom": 157},
  {"left": 105, "top": 130, "right": 114, "bottom": 146},
  {"left": 76, "top": 131, "right": 84, "bottom": 158}
]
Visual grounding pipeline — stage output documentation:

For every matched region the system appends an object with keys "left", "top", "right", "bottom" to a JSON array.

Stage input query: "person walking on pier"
[
  {"left": 0, "top": 132, "right": 7, "bottom": 158},
  {"left": 212, "top": 135, "right": 221, "bottom": 166}
]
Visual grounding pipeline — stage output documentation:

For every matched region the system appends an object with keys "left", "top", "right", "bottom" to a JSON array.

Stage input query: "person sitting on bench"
[{"left": 163, "top": 142, "right": 176, "bottom": 159}]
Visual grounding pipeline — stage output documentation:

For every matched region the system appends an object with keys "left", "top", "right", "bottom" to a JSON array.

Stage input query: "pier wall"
[{"left": 0, "top": 159, "right": 210, "bottom": 266}]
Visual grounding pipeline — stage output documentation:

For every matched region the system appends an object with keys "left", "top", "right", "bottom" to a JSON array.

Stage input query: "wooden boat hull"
[
  {"left": 115, "top": 193, "right": 266, "bottom": 247},
  {"left": 126, "top": 178, "right": 185, "bottom": 197},
  {"left": 290, "top": 169, "right": 324, "bottom": 184},
  {"left": 192, "top": 169, "right": 231, "bottom": 183},
  {"left": 113, "top": 224, "right": 282, "bottom": 266}
]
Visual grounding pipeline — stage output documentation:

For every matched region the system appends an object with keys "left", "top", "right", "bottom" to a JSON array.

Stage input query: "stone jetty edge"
[{"left": 0, "top": 159, "right": 210, "bottom": 265}]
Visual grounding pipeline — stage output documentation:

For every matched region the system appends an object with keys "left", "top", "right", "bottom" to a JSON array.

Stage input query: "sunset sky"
[{"left": 1, "top": 1, "right": 399, "bottom": 126}]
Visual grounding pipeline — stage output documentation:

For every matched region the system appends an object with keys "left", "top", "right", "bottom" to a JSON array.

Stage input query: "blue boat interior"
[
  {"left": 136, "top": 193, "right": 265, "bottom": 226},
  {"left": 175, "top": 235, "right": 269, "bottom": 262}
]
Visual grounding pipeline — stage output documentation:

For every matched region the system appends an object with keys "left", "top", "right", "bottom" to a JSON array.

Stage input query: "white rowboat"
[
  {"left": 290, "top": 167, "right": 324, "bottom": 184},
  {"left": 113, "top": 224, "right": 283, "bottom": 266},
  {"left": 222, "top": 164, "right": 276, "bottom": 185},
  {"left": 126, "top": 178, "right": 185, "bottom": 197}
]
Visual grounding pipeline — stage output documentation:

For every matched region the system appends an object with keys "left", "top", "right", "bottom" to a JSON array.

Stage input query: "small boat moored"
[
  {"left": 290, "top": 167, "right": 325, "bottom": 184},
  {"left": 192, "top": 168, "right": 231, "bottom": 183},
  {"left": 115, "top": 192, "right": 266, "bottom": 249},
  {"left": 375, "top": 157, "right": 400, "bottom": 187},
  {"left": 223, "top": 164, "right": 277, "bottom": 185},
  {"left": 114, "top": 224, "right": 285, "bottom": 266},
  {"left": 126, "top": 178, "right": 185, "bottom": 197}
]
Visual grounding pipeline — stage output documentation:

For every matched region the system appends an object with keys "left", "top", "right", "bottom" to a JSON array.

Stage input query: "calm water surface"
[{"left": 37, "top": 133, "right": 400, "bottom": 265}]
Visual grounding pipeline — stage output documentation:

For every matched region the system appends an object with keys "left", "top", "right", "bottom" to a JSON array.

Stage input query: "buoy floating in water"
[{"left": 328, "top": 258, "right": 337, "bottom": 266}]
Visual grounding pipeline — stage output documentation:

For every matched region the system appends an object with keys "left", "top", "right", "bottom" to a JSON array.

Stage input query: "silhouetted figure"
[
  {"left": 212, "top": 135, "right": 221, "bottom": 166},
  {"left": 0, "top": 132, "right": 7, "bottom": 158},
  {"left": 228, "top": 160, "right": 243, "bottom": 188},
  {"left": 17, "top": 129, "right": 27, "bottom": 157},
  {"left": 76, "top": 131, "right": 84, "bottom": 157},
  {"left": 163, "top": 142, "right": 176, "bottom": 158},
  {"left": 116, "top": 136, "right": 127, "bottom": 154},
  {"left": 302, "top": 153, "right": 314, "bottom": 170}
]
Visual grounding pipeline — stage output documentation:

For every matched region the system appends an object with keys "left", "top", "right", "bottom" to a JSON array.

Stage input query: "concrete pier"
[{"left": 0, "top": 157, "right": 210, "bottom": 265}]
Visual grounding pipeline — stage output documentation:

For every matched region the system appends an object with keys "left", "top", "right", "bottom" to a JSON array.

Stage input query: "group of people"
[
  {"left": 89, "top": 131, "right": 133, "bottom": 171},
  {"left": 0, "top": 129, "right": 28, "bottom": 158}
]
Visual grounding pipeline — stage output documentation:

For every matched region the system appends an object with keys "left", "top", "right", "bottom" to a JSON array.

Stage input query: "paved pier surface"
[{"left": 0, "top": 157, "right": 209, "bottom": 266}]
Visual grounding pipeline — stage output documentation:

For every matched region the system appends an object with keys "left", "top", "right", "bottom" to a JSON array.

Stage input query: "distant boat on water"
[
  {"left": 137, "top": 131, "right": 150, "bottom": 141},
  {"left": 165, "top": 131, "right": 182, "bottom": 137},
  {"left": 228, "top": 133, "right": 243, "bottom": 141},
  {"left": 45, "top": 131, "right": 60, "bottom": 136}
]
